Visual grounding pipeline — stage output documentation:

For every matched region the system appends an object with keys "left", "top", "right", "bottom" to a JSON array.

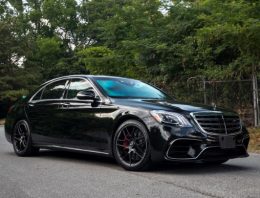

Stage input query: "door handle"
[{"left": 60, "top": 102, "right": 70, "bottom": 108}]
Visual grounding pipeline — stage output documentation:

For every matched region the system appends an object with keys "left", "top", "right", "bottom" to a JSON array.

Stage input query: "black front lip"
[
  {"left": 163, "top": 135, "right": 250, "bottom": 162},
  {"left": 165, "top": 145, "right": 249, "bottom": 162}
]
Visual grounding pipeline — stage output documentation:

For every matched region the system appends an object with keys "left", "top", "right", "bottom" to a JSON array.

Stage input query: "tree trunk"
[{"left": 252, "top": 65, "right": 259, "bottom": 127}]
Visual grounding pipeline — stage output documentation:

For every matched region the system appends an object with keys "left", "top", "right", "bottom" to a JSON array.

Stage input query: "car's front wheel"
[
  {"left": 113, "top": 120, "right": 152, "bottom": 171},
  {"left": 12, "top": 120, "right": 39, "bottom": 156}
]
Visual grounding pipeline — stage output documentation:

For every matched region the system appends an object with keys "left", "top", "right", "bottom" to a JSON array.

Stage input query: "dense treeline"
[{"left": 0, "top": 0, "right": 260, "bottom": 118}]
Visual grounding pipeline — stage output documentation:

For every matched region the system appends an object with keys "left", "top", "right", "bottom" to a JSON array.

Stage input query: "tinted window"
[
  {"left": 66, "top": 79, "right": 92, "bottom": 99},
  {"left": 94, "top": 77, "right": 170, "bottom": 99},
  {"left": 41, "top": 80, "right": 67, "bottom": 100},
  {"left": 32, "top": 89, "right": 43, "bottom": 101}
]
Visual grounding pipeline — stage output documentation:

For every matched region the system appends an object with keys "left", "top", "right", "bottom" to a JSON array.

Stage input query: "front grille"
[{"left": 192, "top": 112, "right": 241, "bottom": 135}]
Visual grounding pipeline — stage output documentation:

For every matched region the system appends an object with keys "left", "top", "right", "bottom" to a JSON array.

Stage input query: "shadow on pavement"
[
  {"left": 4, "top": 149, "right": 254, "bottom": 174},
  {"left": 38, "top": 149, "right": 253, "bottom": 174},
  {"left": 151, "top": 161, "right": 252, "bottom": 175},
  {"left": 38, "top": 149, "right": 117, "bottom": 165}
]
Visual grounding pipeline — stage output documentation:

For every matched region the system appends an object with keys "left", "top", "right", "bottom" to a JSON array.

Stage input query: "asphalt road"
[{"left": 0, "top": 126, "right": 260, "bottom": 198}]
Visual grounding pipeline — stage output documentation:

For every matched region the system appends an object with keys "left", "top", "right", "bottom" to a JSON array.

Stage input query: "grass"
[
  {"left": 0, "top": 118, "right": 259, "bottom": 153},
  {"left": 248, "top": 127, "right": 260, "bottom": 154}
]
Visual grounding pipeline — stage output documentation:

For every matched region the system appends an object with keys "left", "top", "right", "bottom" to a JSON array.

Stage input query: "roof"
[{"left": 41, "top": 74, "right": 132, "bottom": 86}]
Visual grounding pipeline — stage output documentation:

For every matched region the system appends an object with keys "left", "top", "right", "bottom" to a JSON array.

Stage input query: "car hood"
[{"left": 112, "top": 98, "right": 236, "bottom": 114}]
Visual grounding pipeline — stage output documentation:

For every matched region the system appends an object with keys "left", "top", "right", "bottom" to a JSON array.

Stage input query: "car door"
[
  {"left": 26, "top": 79, "right": 68, "bottom": 144},
  {"left": 59, "top": 78, "right": 110, "bottom": 152}
]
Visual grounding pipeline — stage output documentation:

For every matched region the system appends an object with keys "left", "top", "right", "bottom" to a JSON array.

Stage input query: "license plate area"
[{"left": 219, "top": 135, "right": 236, "bottom": 149}]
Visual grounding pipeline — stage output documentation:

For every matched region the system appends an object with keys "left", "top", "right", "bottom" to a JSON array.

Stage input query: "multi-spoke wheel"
[
  {"left": 113, "top": 120, "right": 151, "bottom": 171},
  {"left": 12, "top": 120, "right": 39, "bottom": 156}
]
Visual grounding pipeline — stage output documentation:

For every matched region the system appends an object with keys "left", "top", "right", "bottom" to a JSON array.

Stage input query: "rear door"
[{"left": 26, "top": 79, "right": 68, "bottom": 144}]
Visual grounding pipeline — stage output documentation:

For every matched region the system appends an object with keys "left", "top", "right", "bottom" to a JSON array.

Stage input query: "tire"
[
  {"left": 113, "top": 120, "right": 152, "bottom": 171},
  {"left": 202, "top": 159, "right": 229, "bottom": 165},
  {"left": 12, "top": 120, "right": 39, "bottom": 157}
]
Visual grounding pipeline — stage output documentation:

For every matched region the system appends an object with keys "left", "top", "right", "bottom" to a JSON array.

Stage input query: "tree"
[{"left": 0, "top": 0, "right": 259, "bottom": 119}]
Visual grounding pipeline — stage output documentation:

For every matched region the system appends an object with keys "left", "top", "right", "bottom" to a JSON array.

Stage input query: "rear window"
[
  {"left": 32, "top": 90, "right": 43, "bottom": 101},
  {"left": 41, "top": 80, "right": 67, "bottom": 100}
]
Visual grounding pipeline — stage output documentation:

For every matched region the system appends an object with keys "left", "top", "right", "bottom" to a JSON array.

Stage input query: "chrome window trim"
[
  {"left": 29, "top": 87, "right": 45, "bottom": 103},
  {"left": 65, "top": 77, "right": 104, "bottom": 102},
  {"left": 41, "top": 79, "right": 70, "bottom": 100},
  {"left": 29, "top": 76, "right": 108, "bottom": 104},
  {"left": 190, "top": 111, "right": 242, "bottom": 136},
  {"left": 29, "top": 78, "right": 69, "bottom": 103}
]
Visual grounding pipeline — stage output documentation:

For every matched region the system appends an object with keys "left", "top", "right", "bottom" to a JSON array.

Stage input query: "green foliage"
[
  {"left": 37, "top": 37, "right": 61, "bottom": 59},
  {"left": 190, "top": 0, "right": 260, "bottom": 79},
  {"left": 0, "top": 20, "right": 29, "bottom": 101},
  {"left": 77, "top": 47, "right": 116, "bottom": 74},
  {"left": 0, "top": 0, "right": 260, "bottom": 118}
]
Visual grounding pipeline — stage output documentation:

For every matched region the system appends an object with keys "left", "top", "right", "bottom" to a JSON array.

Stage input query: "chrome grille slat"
[
  {"left": 202, "top": 127, "right": 226, "bottom": 131},
  {"left": 225, "top": 123, "right": 240, "bottom": 126},
  {"left": 196, "top": 118, "right": 221, "bottom": 120},
  {"left": 226, "top": 127, "right": 240, "bottom": 130},
  {"left": 192, "top": 112, "right": 242, "bottom": 135},
  {"left": 200, "top": 123, "right": 226, "bottom": 126}
]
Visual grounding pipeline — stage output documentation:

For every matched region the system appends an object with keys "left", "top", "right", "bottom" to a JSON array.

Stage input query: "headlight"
[{"left": 150, "top": 110, "right": 192, "bottom": 127}]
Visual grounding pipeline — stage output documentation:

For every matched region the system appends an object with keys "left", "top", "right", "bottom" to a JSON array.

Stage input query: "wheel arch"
[
  {"left": 110, "top": 114, "right": 149, "bottom": 157},
  {"left": 10, "top": 118, "right": 27, "bottom": 141},
  {"left": 6, "top": 117, "right": 27, "bottom": 143}
]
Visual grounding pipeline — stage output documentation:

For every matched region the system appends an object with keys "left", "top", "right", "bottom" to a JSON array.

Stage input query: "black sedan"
[{"left": 4, "top": 75, "right": 250, "bottom": 171}]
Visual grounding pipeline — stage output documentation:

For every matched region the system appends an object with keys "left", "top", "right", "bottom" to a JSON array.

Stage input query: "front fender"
[{"left": 112, "top": 108, "right": 169, "bottom": 162}]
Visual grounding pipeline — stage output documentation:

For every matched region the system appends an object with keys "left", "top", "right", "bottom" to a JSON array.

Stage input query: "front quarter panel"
[{"left": 99, "top": 103, "right": 172, "bottom": 161}]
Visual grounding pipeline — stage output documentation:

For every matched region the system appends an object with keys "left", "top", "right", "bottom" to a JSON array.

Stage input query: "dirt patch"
[{"left": 248, "top": 128, "right": 260, "bottom": 154}]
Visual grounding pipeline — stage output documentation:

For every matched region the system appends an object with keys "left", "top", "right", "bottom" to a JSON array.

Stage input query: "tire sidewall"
[
  {"left": 12, "top": 120, "right": 33, "bottom": 156},
  {"left": 113, "top": 120, "right": 151, "bottom": 171}
]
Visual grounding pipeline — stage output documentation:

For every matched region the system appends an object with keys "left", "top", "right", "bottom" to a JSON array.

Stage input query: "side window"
[
  {"left": 66, "top": 79, "right": 92, "bottom": 99},
  {"left": 41, "top": 80, "right": 67, "bottom": 100},
  {"left": 32, "top": 89, "right": 43, "bottom": 101}
]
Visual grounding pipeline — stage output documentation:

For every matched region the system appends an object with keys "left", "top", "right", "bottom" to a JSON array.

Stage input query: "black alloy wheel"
[
  {"left": 12, "top": 120, "right": 39, "bottom": 156},
  {"left": 113, "top": 120, "right": 151, "bottom": 171}
]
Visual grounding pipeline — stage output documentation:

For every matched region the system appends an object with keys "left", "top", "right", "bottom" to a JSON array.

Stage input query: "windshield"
[{"left": 94, "top": 77, "right": 171, "bottom": 99}]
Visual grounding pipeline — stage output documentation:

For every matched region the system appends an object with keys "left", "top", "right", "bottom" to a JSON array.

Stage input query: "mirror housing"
[{"left": 76, "top": 90, "right": 97, "bottom": 101}]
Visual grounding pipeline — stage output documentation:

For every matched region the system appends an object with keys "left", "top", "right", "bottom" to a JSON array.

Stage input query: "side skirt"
[{"left": 35, "top": 144, "right": 111, "bottom": 157}]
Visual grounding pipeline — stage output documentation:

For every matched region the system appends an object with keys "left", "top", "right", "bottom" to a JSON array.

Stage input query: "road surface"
[{"left": 0, "top": 126, "right": 259, "bottom": 198}]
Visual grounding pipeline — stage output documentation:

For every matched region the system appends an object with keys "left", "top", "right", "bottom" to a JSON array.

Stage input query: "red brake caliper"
[{"left": 123, "top": 135, "right": 129, "bottom": 149}]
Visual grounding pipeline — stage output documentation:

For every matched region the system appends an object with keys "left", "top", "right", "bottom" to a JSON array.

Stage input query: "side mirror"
[{"left": 76, "top": 90, "right": 96, "bottom": 100}]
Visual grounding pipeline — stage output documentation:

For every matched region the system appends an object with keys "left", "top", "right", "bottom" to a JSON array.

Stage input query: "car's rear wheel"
[
  {"left": 12, "top": 120, "right": 39, "bottom": 156},
  {"left": 113, "top": 120, "right": 152, "bottom": 171}
]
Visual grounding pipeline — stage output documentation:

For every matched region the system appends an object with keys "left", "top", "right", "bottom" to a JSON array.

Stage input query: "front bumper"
[
  {"left": 146, "top": 119, "right": 250, "bottom": 162},
  {"left": 165, "top": 136, "right": 249, "bottom": 161}
]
